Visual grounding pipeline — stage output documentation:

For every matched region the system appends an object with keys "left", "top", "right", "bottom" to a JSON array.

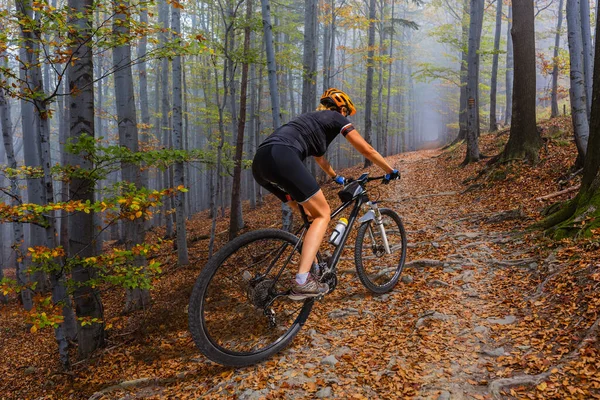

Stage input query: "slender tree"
[
  {"left": 364, "top": 0, "right": 376, "bottom": 167},
  {"left": 551, "top": 0, "right": 565, "bottom": 118},
  {"left": 230, "top": 0, "right": 253, "bottom": 239},
  {"left": 113, "top": 0, "right": 152, "bottom": 310},
  {"left": 566, "top": 0, "right": 590, "bottom": 161},
  {"left": 489, "top": 0, "right": 503, "bottom": 132},
  {"left": 0, "top": 54, "right": 31, "bottom": 310},
  {"left": 504, "top": 4, "right": 514, "bottom": 125},
  {"left": 171, "top": 1, "right": 189, "bottom": 263},
  {"left": 463, "top": 0, "right": 484, "bottom": 164},
  {"left": 68, "top": 0, "right": 105, "bottom": 360},
  {"left": 579, "top": 0, "right": 593, "bottom": 117}
]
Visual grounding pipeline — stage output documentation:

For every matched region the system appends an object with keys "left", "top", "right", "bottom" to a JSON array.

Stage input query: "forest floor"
[{"left": 1, "top": 116, "right": 600, "bottom": 399}]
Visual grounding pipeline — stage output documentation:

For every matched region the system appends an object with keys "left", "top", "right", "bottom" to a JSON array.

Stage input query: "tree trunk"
[
  {"left": 302, "top": 0, "right": 318, "bottom": 114},
  {"left": 229, "top": 0, "right": 253, "bottom": 240},
  {"left": 384, "top": 0, "right": 396, "bottom": 153},
  {"left": 138, "top": 6, "right": 150, "bottom": 192},
  {"left": 261, "top": 0, "right": 281, "bottom": 128},
  {"left": 567, "top": 0, "right": 590, "bottom": 160},
  {"left": 489, "top": 0, "right": 503, "bottom": 132},
  {"left": 504, "top": 5, "right": 514, "bottom": 125},
  {"left": 171, "top": 2, "right": 189, "bottom": 264},
  {"left": 68, "top": 0, "right": 104, "bottom": 360},
  {"left": 456, "top": 0, "right": 469, "bottom": 143},
  {"left": 463, "top": 0, "right": 484, "bottom": 164},
  {"left": 551, "top": 0, "right": 565, "bottom": 118},
  {"left": 541, "top": 9, "right": 600, "bottom": 237},
  {"left": 159, "top": 0, "right": 173, "bottom": 237},
  {"left": 364, "top": 0, "right": 376, "bottom": 168},
  {"left": 580, "top": 0, "right": 593, "bottom": 118},
  {"left": 501, "top": 0, "right": 541, "bottom": 163},
  {"left": 0, "top": 56, "right": 31, "bottom": 310},
  {"left": 113, "top": 0, "right": 152, "bottom": 311}
]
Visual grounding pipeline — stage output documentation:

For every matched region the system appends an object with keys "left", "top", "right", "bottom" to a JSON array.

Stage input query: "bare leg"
[{"left": 296, "top": 191, "right": 330, "bottom": 274}]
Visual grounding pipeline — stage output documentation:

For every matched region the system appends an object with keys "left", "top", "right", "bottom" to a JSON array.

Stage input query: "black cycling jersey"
[{"left": 259, "top": 110, "right": 354, "bottom": 159}]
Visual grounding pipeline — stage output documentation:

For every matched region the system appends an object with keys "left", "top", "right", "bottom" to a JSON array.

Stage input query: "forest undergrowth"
[{"left": 1, "top": 116, "right": 599, "bottom": 399}]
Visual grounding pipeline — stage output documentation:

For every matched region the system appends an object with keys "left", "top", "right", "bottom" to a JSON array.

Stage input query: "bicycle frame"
[
  {"left": 257, "top": 173, "right": 386, "bottom": 297},
  {"left": 295, "top": 173, "right": 386, "bottom": 275}
]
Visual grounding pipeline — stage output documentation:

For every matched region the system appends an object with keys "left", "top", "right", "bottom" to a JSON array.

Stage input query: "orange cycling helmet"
[{"left": 320, "top": 88, "right": 357, "bottom": 116}]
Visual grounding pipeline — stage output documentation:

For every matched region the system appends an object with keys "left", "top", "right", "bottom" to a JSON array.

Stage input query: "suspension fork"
[{"left": 368, "top": 201, "right": 391, "bottom": 254}]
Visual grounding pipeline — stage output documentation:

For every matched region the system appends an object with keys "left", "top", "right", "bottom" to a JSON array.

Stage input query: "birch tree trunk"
[
  {"left": 171, "top": 2, "right": 189, "bottom": 264},
  {"left": 504, "top": 5, "right": 514, "bottom": 125},
  {"left": 68, "top": 0, "right": 104, "bottom": 360},
  {"left": 364, "top": 0, "right": 376, "bottom": 168},
  {"left": 551, "top": 0, "right": 565, "bottom": 118},
  {"left": 567, "top": 0, "right": 590, "bottom": 160},
  {"left": 489, "top": 0, "right": 503, "bottom": 132},
  {"left": 500, "top": 0, "right": 541, "bottom": 162},
  {"left": 113, "top": 0, "right": 152, "bottom": 310},
  {"left": 463, "top": 0, "right": 484, "bottom": 164}
]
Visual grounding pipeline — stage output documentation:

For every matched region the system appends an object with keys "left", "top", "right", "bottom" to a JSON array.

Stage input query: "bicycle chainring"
[{"left": 320, "top": 272, "right": 338, "bottom": 294}]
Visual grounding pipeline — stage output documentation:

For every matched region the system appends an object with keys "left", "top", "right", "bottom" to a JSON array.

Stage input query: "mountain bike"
[{"left": 188, "top": 173, "right": 407, "bottom": 367}]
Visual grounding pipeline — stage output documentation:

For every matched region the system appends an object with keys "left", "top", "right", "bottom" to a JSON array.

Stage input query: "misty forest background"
[{"left": 1, "top": 0, "right": 600, "bottom": 372}]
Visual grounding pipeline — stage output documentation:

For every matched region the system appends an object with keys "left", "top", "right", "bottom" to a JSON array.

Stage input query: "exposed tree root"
[
  {"left": 405, "top": 259, "right": 445, "bottom": 269},
  {"left": 489, "top": 371, "right": 552, "bottom": 399},
  {"left": 535, "top": 185, "right": 580, "bottom": 201},
  {"left": 88, "top": 377, "right": 174, "bottom": 400},
  {"left": 492, "top": 257, "right": 537, "bottom": 267},
  {"left": 489, "top": 317, "right": 600, "bottom": 399}
]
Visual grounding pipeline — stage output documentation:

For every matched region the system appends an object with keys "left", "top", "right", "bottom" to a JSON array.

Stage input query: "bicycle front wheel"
[
  {"left": 188, "top": 229, "right": 313, "bottom": 367},
  {"left": 354, "top": 208, "right": 407, "bottom": 294}
]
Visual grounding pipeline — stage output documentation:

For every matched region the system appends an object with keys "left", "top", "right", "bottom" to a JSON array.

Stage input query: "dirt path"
[{"left": 90, "top": 150, "right": 539, "bottom": 399}]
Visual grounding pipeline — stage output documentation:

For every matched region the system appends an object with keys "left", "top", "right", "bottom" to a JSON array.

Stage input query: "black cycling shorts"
[{"left": 252, "top": 145, "right": 320, "bottom": 203}]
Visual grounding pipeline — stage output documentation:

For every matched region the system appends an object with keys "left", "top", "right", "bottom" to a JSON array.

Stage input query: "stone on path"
[
  {"left": 401, "top": 275, "right": 414, "bottom": 284},
  {"left": 437, "top": 390, "right": 451, "bottom": 400},
  {"left": 239, "top": 388, "right": 269, "bottom": 400},
  {"left": 316, "top": 387, "right": 333, "bottom": 398},
  {"left": 487, "top": 315, "right": 516, "bottom": 325},
  {"left": 321, "top": 355, "right": 338, "bottom": 366},
  {"left": 481, "top": 347, "right": 505, "bottom": 357}
]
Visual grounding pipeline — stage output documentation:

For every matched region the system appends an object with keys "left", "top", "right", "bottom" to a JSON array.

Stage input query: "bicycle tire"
[
  {"left": 354, "top": 208, "right": 407, "bottom": 294},
  {"left": 188, "top": 229, "right": 314, "bottom": 367}
]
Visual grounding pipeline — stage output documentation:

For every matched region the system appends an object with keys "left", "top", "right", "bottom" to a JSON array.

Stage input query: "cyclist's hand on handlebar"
[
  {"left": 333, "top": 175, "right": 346, "bottom": 185},
  {"left": 382, "top": 169, "right": 400, "bottom": 184}
]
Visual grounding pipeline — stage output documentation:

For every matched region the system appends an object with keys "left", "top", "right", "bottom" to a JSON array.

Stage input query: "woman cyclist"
[{"left": 252, "top": 88, "right": 400, "bottom": 300}]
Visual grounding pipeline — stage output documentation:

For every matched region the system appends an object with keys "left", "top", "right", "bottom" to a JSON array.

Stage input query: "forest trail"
[
  {"left": 9, "top": 133, "right": 596, "bottom": 400},
  {"left": 93, "top": 147, "right": 540, "bottom": 399}
]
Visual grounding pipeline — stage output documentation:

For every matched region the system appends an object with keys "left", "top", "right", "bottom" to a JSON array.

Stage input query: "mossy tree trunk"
[{"left": 541, "top": 10, "right": 600, "bottom": 238}]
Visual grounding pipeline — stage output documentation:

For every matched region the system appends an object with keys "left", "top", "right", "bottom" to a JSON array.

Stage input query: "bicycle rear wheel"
[
  {"left": 354, "top": 208, "right": 407, "bottom": 293},
  {"left": 188, "top": 229, "right": 313, "bottom": 367}
]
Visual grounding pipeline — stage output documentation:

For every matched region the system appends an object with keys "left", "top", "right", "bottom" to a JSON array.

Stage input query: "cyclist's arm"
[
  {"left": 344, "top": 129, "right": 394, "bottom": 173},
  {"left": 314, "top": 155, "right": 337, "bottom": 178}
]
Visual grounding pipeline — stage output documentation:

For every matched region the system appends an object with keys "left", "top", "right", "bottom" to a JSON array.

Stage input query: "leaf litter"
[{"left": 1, "top": 116, "right": 599, "bottom": 399}]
